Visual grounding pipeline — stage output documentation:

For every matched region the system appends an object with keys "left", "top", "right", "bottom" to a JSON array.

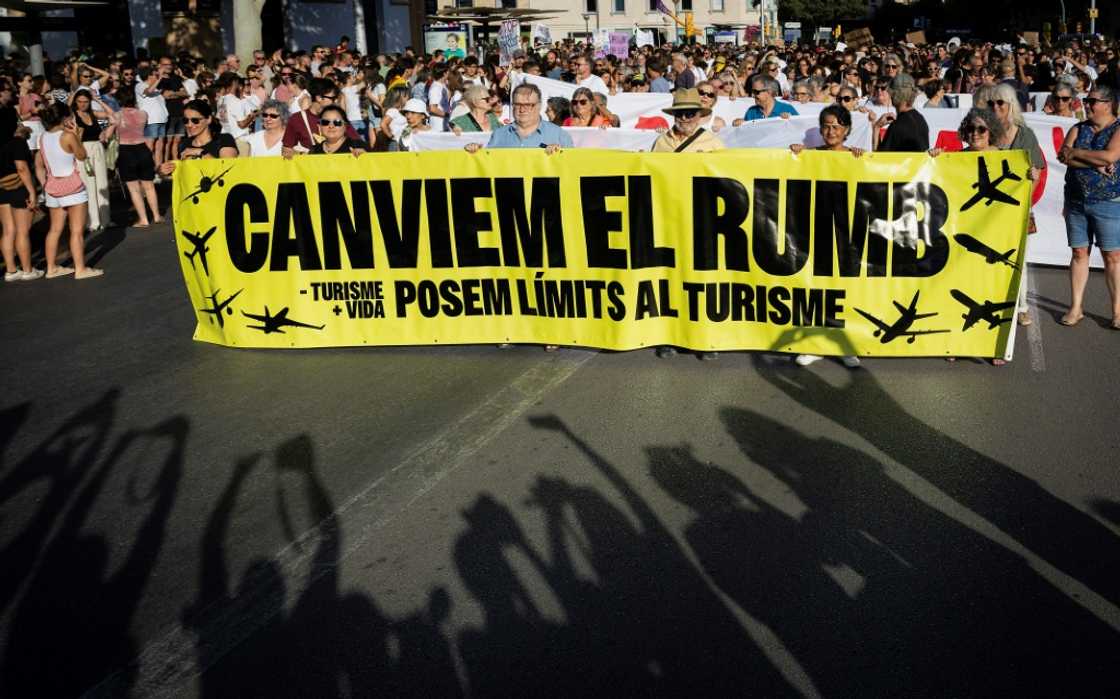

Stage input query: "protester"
[
  {"left": 0, "top": 111, "right": 39, "bottom": 281},
  {"left": 563, "top": 87, "right": 610, "bottom": 128},
  {"left": 308, "top": 104, "right": 369, "bottom": 156},
  {"left": 243, "top": 99, "right": 287, "bottom": 156},
  {"left": 545, "top": 96, "right": 570, "bottom": 126},
  {"left": 694, "top": 81, "right": 727, "bottom": 133},
  {"left": 450, "top": 85, "right": 501, "bottom": 134},
  {"left": 69, "top": 89, "right": 112, "bottom": 232},
  {"left": 1057, "top": 85, "right": 1120, "bottom": 330},
  {"left": 36, "top": 102, "right": 100, "bottom": 279},
  {"left": 874, "top": 74, "right": 928, "bottom": 151},
  {"left": 136, "top": 67, "right": 169, "bottom": 172},
  {"left": 395, "top": 99, "right": 430, "bottom": 152},
  {"left": 114, "top": 86, "right": 161, "bottom": 227},
  {"left": 282, "top": 78, "right": 359, "bottom": 156},
  {"left": 790, "top": 105, "right": 864, "bottom": 369},
  {"left": 733, "top": 75, "right": 797, "bottom": 125},
  {"left": 159, "top": 99, "right": 238, "bottom": 177},
  {"left": 987, "top": 82, "right": 1045, "bottom": 326}
]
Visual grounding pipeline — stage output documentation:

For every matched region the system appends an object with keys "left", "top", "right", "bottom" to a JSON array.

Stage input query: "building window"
[
  {"left": 613, "top": 0, "right": 625, "bottom": 12},
  {"left": 500, "top": 0, "right": 517, "bottom": 8},
  {"left": 648, "top": 0, "right": 658, "bottom": 10},
  {"left": 454, "top": 0, "right": 472, "bottom": 8},
  {"left": 681, "top": 0, "right": 692, "bottom": 10},
  {"left": 585, "top": 0, "right": 598, "bottom": 11},
  {"left": 711, "top": 0, "right": 724, "bottom": 10}
]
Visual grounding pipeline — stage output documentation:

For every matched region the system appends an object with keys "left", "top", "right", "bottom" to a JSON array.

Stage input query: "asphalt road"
[{"left": 1, "top": 220, "right": 1118, "bottom": 698}]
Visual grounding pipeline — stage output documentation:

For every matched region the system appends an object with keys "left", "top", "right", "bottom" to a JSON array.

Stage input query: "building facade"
[{"left": 436, "top": 0, "right": 762, "bottom": 43}]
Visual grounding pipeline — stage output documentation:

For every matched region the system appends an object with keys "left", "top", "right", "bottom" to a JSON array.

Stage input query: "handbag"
[{"left": 39, "top": 135, "right": 85, "bottom": 198}]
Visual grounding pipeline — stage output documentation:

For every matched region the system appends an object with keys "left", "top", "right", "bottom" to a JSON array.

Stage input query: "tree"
[{"left": 233, "top": 0, "right": 267, "bottom": 69}]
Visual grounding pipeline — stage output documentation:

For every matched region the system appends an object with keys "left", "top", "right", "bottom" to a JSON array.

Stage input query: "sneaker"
[
  {"left": 841, "top": 355, "right": 862, "bottom": 368},
  {"left": 795, "top": 354, "right": 822, "bottom": 366},
  {"left": 699, "top": 352, "right": 719, "bottom": 361},
  {"left": 20, "top": 269, "right": 44, "bottom": 281},
  {"left": 655, "top": 346, "right": 677, "bottom": 358},
  {"left": 4, "top": 270, "right": 20, "bottom": 282}
]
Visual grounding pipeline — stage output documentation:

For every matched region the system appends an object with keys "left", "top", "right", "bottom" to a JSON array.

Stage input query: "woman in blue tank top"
[{"left": 1057, "top": 85, "right": 1120, "bottom": 330}]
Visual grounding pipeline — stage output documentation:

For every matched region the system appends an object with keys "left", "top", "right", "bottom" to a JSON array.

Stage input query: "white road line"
[
  {"left": 84, "top": 352, "right": 595, "bottom": 699},
  {"left": 1027, "top": 273, "right": 1046, "bottom": 373}
]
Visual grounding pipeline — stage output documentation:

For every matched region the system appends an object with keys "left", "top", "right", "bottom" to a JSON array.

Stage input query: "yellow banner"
[{"left": 171, "top": 149, "right": 1030, "bottom": 357}]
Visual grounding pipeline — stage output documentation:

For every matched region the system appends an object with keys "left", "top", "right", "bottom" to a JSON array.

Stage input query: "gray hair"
[
  {"left": 461, "top": 84, "right": 489, "bottom": 107},
  {"left": 1091, "top": 84, "right": 1119, "bottom": 115},
  {"left": 750, "top": 75, "right": 781, "bottom": 97},
  {"left": 792, "top": 78, "right": 811, "bottom": 95},
  {"left": 259, "top": 99, "right": 289, "bottom": 126},
  {"left": 887, "top": 73, "right": 918, "bottom": 107},
  {"left": 512, "top": 82, "right": 543, "bottom": 105},
  {"left": 991, "top": 82, "right": 1025, "bottom": 127},
  {"left": 959, "top": 107, "right": 1006, "bottom": 144}
]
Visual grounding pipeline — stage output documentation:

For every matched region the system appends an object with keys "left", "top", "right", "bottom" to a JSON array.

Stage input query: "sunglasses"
[
  {"left": 698, "top": 90, "right": 715, "bottom": 98},
  {"left": 838, "top": 95, "right": 854, "bottom": 102},
  {"left": 571, "top": 98, "right": 590, "bottom": 105},
  {"left": 186, "top": 116, "right": 206, "bottom": 124},
  {"left": 320, "top": 94, "right": 338, "bottom": 100},
  {"left": 751, "top": 89, "right": 767, "bottom": 96},
  {"left": 261, "top": 112, "right": 281, "bottom": 119},
  {"left": 963, "top": 124, "right": 989, "bottom": 135},
  {"left": 884, "top": 64, "right": 900, "bottom": 69},
  {"left": 1056, "top": 95, "right": 1072, "bottom": 102},
  {"left": 986, "top": 99, "right": 1007, "bottom": 108},
  {"left": 1084, "top": 97, "right": 1107, "bottom": 106},
  {"left": 674, "top": 109, "right": 699, "bottom": 119},
  {"left": 80, "top": 74, "right": 93, "bottom": 79},
  {"left": 320, "top": 119, "right": 345, "bottom": 127}
]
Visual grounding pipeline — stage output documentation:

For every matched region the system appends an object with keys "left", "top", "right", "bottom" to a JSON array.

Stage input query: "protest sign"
[
  {"left": 905, "top": 30, "right": 927, "bottom": 45},
  {"left": 498, "top": 20, "right": 520, "bottom": 66},
  {"left": 609, "top": 32, "right": 630, "bottom": 60},
  {"left": 532, "top": 23, "right": 551, "bottom": 47},
  {"left": 173, "top": 150, "right": 1029, "bottom": 357},
  {"left": 843, "top": 27, "right": 874, "bottom": 49}
]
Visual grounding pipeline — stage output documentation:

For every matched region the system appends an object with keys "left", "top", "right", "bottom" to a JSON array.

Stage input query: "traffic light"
[{"left": 685, "top": 11, "right": 695, "bottom": 38}]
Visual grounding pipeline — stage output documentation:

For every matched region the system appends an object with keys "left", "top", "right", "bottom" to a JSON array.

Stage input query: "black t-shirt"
[
  {"left": 158, "top": 75, "right": 186, "bottom": 117},
  {"left": 309, "top": 137, "right": 370, "bottom": 154},
  {"left": 878, "top": 109, "right": 929, "bottom": 153},
  {"left": 0, "top": 137, "right": 32, "bottom": 178},
  {"left": 178, "top": 132, "right": 237, "bottom": 159}
]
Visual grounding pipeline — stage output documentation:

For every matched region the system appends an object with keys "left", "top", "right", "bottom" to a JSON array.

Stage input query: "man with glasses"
[
  {"left": 465, "top": 83, "right": 572, "bottom": 153},
  {"left": 574, "top": 54, "right": 608, "bottom": 95},
  {"left": 281, "top": 78, "right": 359, "bottom": 156},
  {"left": 70, "top": 62, "right": 109, "bottom": 98},
  {"left": 733, "top": 75, "right": 797, "bottom": 125},
  {"left": 253, "top": 50, "right": 273, "bottom": 84}
]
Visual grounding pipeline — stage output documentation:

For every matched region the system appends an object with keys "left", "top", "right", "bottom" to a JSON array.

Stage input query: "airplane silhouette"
[
  {"left": 960, "top": 157, "right": 1022, "bottom": 211},
  {"left": 854, "top": 290, "right": 950, "bottom": 344},
  {"left": 198, "top": 288, "right": 243, "bottom": 328},
  {"left": 182, "top": 227, "right": 217, "bottom": 275},
  {"left": 241, "top": 306, "right": 325, "bottom": 334},
  {"left": 182, "top": 165, "right": 234, "bottom": 204},
  {"left": 953, "top": 233, "right": 1020, "bottom": 270},
  {"left": 950, "top": 289, "right": 1016, "bottom": 331}
]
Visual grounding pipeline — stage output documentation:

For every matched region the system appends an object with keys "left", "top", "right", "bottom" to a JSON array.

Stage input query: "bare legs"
[
  {"left": 1104, "top": 250, "right": 1120, "bottom": 327},
  {"left": 125, "top": 180, "right": 162, "bottom": 226},
  {"left": 45, "top": 202, "right": 100, "bottom": 278}
]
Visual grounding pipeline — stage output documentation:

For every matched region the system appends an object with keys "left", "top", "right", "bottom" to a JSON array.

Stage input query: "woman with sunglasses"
[
  {"left": 932, "top": 108, "right": 1012, "bottom": 364},
  {"left": 69, "top": 89, "right": 113, "bottom": 232},
  {"left": 790, "top": 104, "right": 864, "bottom": 369},
  {"left": 1043, "top": 82, "right": 1082, "bottom": 120},
  {"left": 112, "top": 87, "right": 162, "bottom": 228},
  {"left": 562, "top": 87, "right": 610, "bottom": 129},
  {"left": 309, "top": 104, "right": 370, "bottom": 156},
  {"left": 694, "top": 81, "right": 727, "bottom": 133},
  {"left": 450, "top": 85, "right": 501, "bottom": 134},
  {"left": 36, "top": 103, "right": 100, "bottom": 279},
  {"left": 157, "top": 100, "right": 238, "bottom": 178},
  {"left": 243, "top": 99, "right": 287, "bottom": 156},
  {"left": 1057, "top": 85, "right": 1120, "bottom": 330},
  {"left": 988, "top": 83, "right": 1045, "bottom": 326}
]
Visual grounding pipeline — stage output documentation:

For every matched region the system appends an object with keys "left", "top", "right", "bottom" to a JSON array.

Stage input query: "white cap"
[
  {"left": 402, "top": 98, "right": 429, "bottom": 115},
  {"left": 947, "top": 36, "right": 961, "bottom": 49}
]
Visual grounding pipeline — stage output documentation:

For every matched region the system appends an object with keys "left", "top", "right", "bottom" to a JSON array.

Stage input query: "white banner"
[{"left": 410, "top": 127, "right": 658, "bottom": 153}]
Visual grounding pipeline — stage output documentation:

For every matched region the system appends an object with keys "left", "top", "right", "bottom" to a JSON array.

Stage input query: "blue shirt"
[
  {"left": 486, "top": 120, "right": 574, "bottom": 149},
  {"left": 744, "top": 100, "right": 799, "bottom": 121},
  {"left": 649, "top": 76, "right": 674, "bottom": 94}
]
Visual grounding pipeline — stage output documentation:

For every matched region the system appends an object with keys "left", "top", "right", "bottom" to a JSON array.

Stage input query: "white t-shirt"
[
  {"left": 578, "top": 74, "right": 609, "bottom": 96},
  {"left": 183, "top": 78, "right": 199, "bottom": 99},
  {"left": 288, "top": 89, "right": 309, "bottom": 116},
  {"left": 342, "top": 85, "right": 363, "bottom": 122},
  {"left": 385, "top": 108, "right": 407, "bottom": 140},
  {"left": 136, "top": 81, "right": 168, "bottom": 124},
  {"left": 461, "top": 74, "right": 490, "bottom": 90},
  {"left": 219, "top": 94, "right": 252, "bottom": 139},
  {"left": 243, "top": 130, "right": 283, "bottom": 157}
]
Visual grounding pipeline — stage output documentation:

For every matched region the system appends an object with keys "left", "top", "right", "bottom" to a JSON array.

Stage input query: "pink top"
[
  {"left": 18, "top": 93, "right": 41, "bottom": 120},
  {"left": 117, "top": 108, "right": 148, "bottom": 145}
]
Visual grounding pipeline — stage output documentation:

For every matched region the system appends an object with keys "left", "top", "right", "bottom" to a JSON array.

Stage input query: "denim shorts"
[
  {"left": 143, "top": 122, "right": 167, "bottom": 139},
  {"left": 1065, "top": 198, "right": 1120, "bottom": 251}
]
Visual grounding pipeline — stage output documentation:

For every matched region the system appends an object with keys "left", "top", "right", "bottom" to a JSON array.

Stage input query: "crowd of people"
[{"left": 0, "top": 31, "right": 1116, "bottom": 354}]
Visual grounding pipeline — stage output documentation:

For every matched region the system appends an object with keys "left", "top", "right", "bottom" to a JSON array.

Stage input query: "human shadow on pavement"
[
  {"left": 690, "top": 408, "right": 1120, "bottom": 696},
  {"left": 188, "top": 435, "right": 460, "bottom": 698},
  {"left": 1, "top": 413, "right": 187, "bottom": 698},
  {"left": 750, "top": 355, "right": 1120, "bottom": 609},
  {"left": 452, "top": 415, "right": 796, "bottom": 697},
  {"left": 0, "top": 390, "right": 120, "bottom": 620}
]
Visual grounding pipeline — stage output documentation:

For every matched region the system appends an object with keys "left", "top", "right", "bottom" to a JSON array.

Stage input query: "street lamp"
[{"left": 582, "top": 11, "right": 593, "bottom": 44}]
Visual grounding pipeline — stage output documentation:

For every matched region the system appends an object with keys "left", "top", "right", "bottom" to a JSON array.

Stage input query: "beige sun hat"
[{"left": 662, "top": 88, "right": 712, "bottom": 117}]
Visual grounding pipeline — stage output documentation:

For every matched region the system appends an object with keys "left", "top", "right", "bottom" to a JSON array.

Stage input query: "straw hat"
[{"left": 662, "top": 88, "right": 712, "bottom": 116}]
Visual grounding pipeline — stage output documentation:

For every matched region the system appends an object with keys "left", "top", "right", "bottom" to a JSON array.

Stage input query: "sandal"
[
  {"left": 75, "top": 267, "right": 104, "bottom": 280},
  {"left": 1110, "top": 318, "right": 1120, "bottom": 331},
  {"left": 45, "top": 266, "right": 74, "bottom": 279},
  {"left": 1059, "top": 312, "right": 1084, "bottom": 326},
  {"left": 1018, "top": 312, "right": 1032, "bottom": 326}
]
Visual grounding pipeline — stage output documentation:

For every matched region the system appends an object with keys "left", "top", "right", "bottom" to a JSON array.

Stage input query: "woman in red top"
[{"left": 562, "top": 87, "right": 610, "bottom": 129}]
